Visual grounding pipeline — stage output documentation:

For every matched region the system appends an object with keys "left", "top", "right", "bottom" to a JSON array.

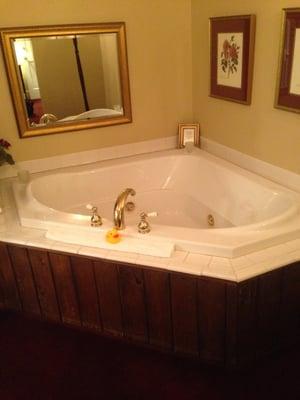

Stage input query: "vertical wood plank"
[
  {"left": 28, "top": 248, "right": 61, "bottom": 322},
  {"left": 0, "top": 244, "right": 7, "bottom": 308},
  {"left": 118, "top": 264, "right": 148, "bottom": 343},
  {"left": 280, "top": 262, "right": 300, "bottom": 346},
  {"left": 143, "top": 269, "right": 172, "bottom": 350},
  {"left": 0, "top": 262, "right": 5, "bottom": 309},
  {"left": 71, "top": 256, "right": 101, "bottom": 330},
  {"left": 8, "top": 245, "right": 41, "bottom": 316},
  {"left": 0, "top": 243, "right": 21, "bottom": 311},
  {"left": 225, "top": 282, "right": 238, "bottom": 369},
  {"left": 49, "top": 252, "right": 81, "bottom": 326},
  {"left": 198, "top": 277, "right": 226, "bottom": 365},
  {"left": 236, "top": 278, "right": 258, "bottom": 366},
  {"left": 170, "top": 273, "right": 198, "bottom": 356},
  {"left": 93, "top": 260, "right": 123, "bottom": 336},
  {"left": 257, "top": 270, "right": 282, "bottom": 357}
]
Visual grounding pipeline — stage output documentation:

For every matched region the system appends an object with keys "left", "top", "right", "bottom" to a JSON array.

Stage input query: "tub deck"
[{"left": 12, "top": 149, "right": 300, "bottom": 258}]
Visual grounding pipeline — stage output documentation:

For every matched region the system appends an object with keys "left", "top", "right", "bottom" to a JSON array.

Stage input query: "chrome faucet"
[
  {"left": 113, "top": 188, "right": 136, "bottom": 230},
  {"left": 39, "top": 113, "right": 58, "bottom": 125}
]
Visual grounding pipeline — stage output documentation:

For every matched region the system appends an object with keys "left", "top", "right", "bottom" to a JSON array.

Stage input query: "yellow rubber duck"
[{"left": 105, "top": 228, "right": 121, "bottom": 244}]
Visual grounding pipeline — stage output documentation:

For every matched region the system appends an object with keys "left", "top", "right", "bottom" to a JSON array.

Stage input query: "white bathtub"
[{"left": 13, "top": 149, "right": 300, "bottom": 258}]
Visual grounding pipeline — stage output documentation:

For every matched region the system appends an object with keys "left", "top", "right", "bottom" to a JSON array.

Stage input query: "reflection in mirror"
[
  {"left": 0, "top": 23, "right": 132, "bottom": 137},
  {"left": 14, "top": 34, "right": 123, "bottom": 125}
]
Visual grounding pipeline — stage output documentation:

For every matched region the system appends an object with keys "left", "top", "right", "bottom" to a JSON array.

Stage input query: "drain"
[{"left": 207, "top": 214, "right": 215, "bottom": 226}]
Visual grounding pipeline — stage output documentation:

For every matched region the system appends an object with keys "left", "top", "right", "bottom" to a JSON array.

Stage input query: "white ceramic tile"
[
  {"left": 0, "top": 136, "right": 176, "bottom": 179},
  {"left": 26, "top": 236, "right": 55, "bottom": 250},
  {"left": 203, "top": 256, "right": 237, "bottom": 281},
  {"left": 167, "top": 250, "right": 188, "bottom": 267},
  {"left": 235, "top": 250, "right": 300, "bottom": 282},
  {"left": 246, "top": 244, "right": 290, "bottom": 263},
  {"left": 285, "top": 238, "right": 300, "bottom": 252},
  {"left": 230, "top": 256, "right": 254, "bottom": 270},
  {"left": 136, "top": 254, "right": 170, "bottom": 269},
  {"left": 106, "top": 250, "right": 138, "bottom": 264},
  {"left": 0, "top": 231, "right": 27, "bottom": 245},
  {"left": 78, "top": 246, "right": 109, "bottom": 259},
  {"left": 184, "top": 253, "right": 211, "bottom": 267},
  {"left": 235, "top": 263, "right": 271, "bottom": 282},
  {"left": 202, "top": 137, "right": 300, "bottom": 193},
  {"left": 1, "top": 227, "right": 45, "bottom": 245},
  {"left": 182, "top": 253, "right": 211, "bottom": 276},
  {"left": 50, "top": 241, "right": 80, "bottom": 254},
  {"left": 287, "top": 249, "right": 300, "bottom": 261}
]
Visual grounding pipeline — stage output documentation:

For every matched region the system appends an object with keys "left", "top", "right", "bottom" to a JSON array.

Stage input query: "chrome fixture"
[
  {"left": 207, "top": 214, "right": 215, "bottom": 227},
  {"left": 138, "top": 211, "right": 157, "bottom": 234},
  {"left": 86, "top": 204, "right": 102, "bottom": 227},
  {"left": 125, "top": 201, "right": 135, "bottom": 211},
  {"left": 113, "top": 188, "right": 136, "bottom": 230},
  {"left": 39, "top": 113, "right": 58, "bottom": 125}
]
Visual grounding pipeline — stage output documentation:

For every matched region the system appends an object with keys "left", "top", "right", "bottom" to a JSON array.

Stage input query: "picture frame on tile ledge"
[
  {"left": 275, "top": 8, "right": 300, "bottom": 113},
  {"left": 178, "top": 123, "right": 200, "bottom": 148},
  {"left": 209, "top": 14, "right": 256, "bottom": 104}
]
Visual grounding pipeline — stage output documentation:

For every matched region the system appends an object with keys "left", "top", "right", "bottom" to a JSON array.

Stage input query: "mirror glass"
[{"left": 0, "top": 23, "right": 132, "bottom": 137}]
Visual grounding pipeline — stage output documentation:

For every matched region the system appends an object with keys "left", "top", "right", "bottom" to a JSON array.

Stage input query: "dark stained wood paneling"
[
  {"left": 280, "top": 262, "right": 300, "bottom": 346},
  {"left": 0, "top": 263, "right": 5, "bottom": 309},
  {"left": 71, "top": 257, "right": 101, "bottom": 330},
  {"left": 257, "top": 270, "right": 282, "bottom": 357},
  {"left": 0, "top": 283, "right": 4, "bottom": 309},
  {"left": 49, "top": 252, "right": 81, "bottom": 326},
  {"left": 119, "top": 265, "right": 148, "bottom": 343},
  {"left": 8, "top": 245, "right": 40, "bottom": 316},
  {"left": 143, "top": 269, "right": 172, "bottom": 349},
  {"left": 198, "top": 278, "right": 226, "bottom": 365},
  {"left": 93, "top": 260, "right": 123, "bottom": 336},
  {"left": 225, "top": 282, "right": 238, "bottom": 369},
  {"left": 28, "top": 248, "right": 60, "bottom": 322},
  {"left": 236, "top": 278, "right": 258, "bottom": 366},
  {"left": 171, "top": 273, "right": 198, "bottom": 356},
  {"left": 0, "top": 243, "right": 21, "bottom": 311}
]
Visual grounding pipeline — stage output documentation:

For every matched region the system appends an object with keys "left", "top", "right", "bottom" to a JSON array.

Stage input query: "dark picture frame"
[
  {"left": 275, "top": 8, "right": 300, "bottom": 113},
  {"left": 209, "top": 15, "right": 256, "bottom": 104}
]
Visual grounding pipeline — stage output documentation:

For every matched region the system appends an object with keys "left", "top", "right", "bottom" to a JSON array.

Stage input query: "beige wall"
[
  {"left": 2, "top": 0, "right": 299, "bottom": 174},
  {"left": 192, "top": 0, "right": 300, "bottom": 174},
  {"left": 0, "top": 0, "right": 193, "bottom": 162}
]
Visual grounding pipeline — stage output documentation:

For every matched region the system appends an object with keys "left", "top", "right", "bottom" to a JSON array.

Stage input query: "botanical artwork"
[
  {"left": 217, "top": 32, "right": 243, "bottom": 88},
  {"left": 289, "top": 28, "right": 300, "bottom": 95}
]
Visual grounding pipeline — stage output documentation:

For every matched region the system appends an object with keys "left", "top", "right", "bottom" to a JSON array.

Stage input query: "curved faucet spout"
[{"left": 114, "top": 188, "right": 136, "bottom": 230}]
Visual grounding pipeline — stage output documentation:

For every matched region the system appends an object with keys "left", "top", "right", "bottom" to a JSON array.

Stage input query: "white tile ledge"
[
  {"left": 1, "top": 226, "right": 300, "bottom": 282},
  {"left": 201, "top": 137, "right": 300, "bottom": 193},
  {"left": 0, "top": 136, "right": 177, "bottom": 180}
]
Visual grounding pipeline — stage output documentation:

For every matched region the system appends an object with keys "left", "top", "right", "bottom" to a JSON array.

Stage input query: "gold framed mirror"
[{"left": 0, "top": 22, "right": 132, "bottom": 138}]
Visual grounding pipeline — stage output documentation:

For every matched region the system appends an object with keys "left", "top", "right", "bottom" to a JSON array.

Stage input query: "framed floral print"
[
  {"left": 275, "top": 8, "right": 300, "bottom": 113},
  {"left": 209, "top": 15, "right": 256, "bottom": 104}
]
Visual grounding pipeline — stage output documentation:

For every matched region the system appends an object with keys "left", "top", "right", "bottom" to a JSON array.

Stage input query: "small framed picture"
[
  {"left": 178, "top": 123, "right": 200, "bottom": 148},
  {"left": 209, "top": 14, "right": 256, "bottom": 104}
]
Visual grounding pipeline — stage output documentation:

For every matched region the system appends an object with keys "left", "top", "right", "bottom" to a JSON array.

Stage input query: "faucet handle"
[
  {"left": 86, "top": 204, "right": 102, "bottom": 227},
  {"left": 137, "top": 211, "right": 157, "bottom": 234},
  {"left": 146, "top": 211, "right": 158, "bottom": 218}
]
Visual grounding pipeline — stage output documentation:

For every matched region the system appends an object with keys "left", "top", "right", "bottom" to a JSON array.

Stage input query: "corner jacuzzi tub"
[{"left": 13, "top": 149, "right": 300, "bottom": 258}]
